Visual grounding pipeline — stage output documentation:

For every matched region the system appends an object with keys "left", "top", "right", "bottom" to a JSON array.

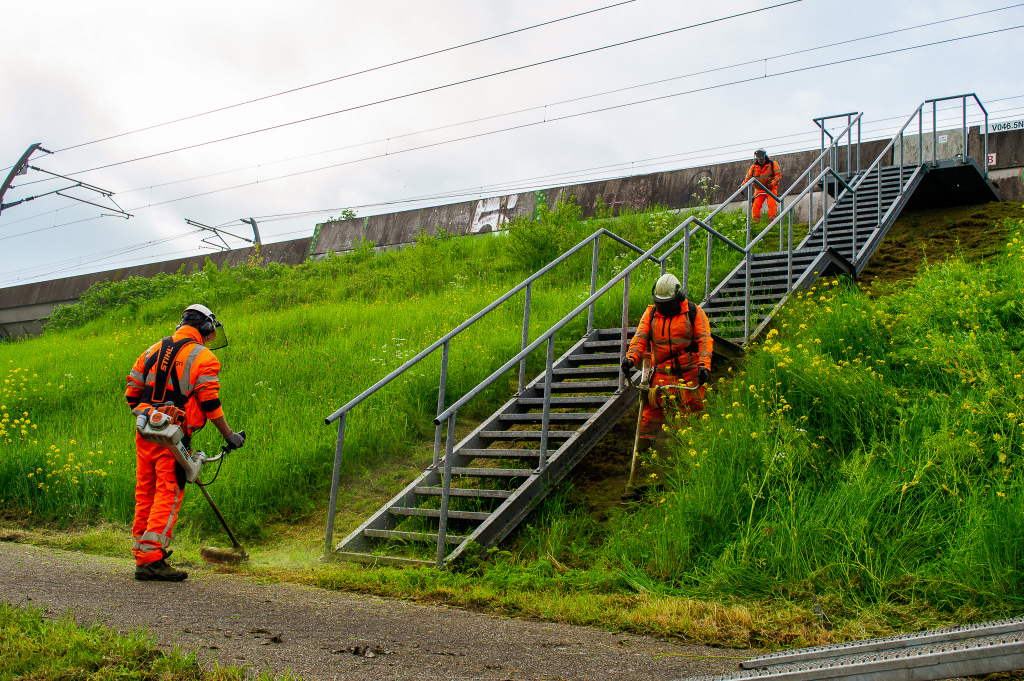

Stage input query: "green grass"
[
  {"left": 7, "top": 197, "right": 1020, "bottom": 650},
  {"left": 0, "top": 200, "right": 751, "bottom": 536},
  {"left": 0, "top": 602, "right": 298, "bottom": 680}
]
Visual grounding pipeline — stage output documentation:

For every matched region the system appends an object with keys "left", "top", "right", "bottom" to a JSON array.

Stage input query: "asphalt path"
[{"left": 1, "top": 542, "right": 750, "bottom": 680}]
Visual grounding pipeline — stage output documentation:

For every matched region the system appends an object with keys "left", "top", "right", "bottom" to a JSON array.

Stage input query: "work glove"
[
  {"left": 620, "top": 357, "right": 635, "bottom": 374},
  {"left": 697, "top": 368, "right": 710, "bottom": 387},
  {"left": 225, "top": 430, "right": 246, "bottom": 451}
]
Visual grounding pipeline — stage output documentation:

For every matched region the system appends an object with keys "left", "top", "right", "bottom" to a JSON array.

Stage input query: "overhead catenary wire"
[
  {"left": 101, "top": 23, "right": 1024, "bottom": 216},
  {"left": 49, "top": 1, "right": 802, "bottom": 178},
  {"left": 42, "top": 1, "right": 639, "bottom": 157},
  {"left": 11, "top": 3, "right": 1023, "bottom": 198},
  {"left": 9, "top": 1, "right": 1019, "bottom": 210},
  {"left": 8, "top": 94, "right": 1020, "bottom": 287}
]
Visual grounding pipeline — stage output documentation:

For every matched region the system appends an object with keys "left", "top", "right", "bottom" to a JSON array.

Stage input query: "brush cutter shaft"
[{"left": 197, "top": 483, "right": 246, "bottom": 555}]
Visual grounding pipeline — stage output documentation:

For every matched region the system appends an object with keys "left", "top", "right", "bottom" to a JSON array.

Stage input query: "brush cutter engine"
[{"left": 134, "top": 407, "right": 224, "bottom": 483}]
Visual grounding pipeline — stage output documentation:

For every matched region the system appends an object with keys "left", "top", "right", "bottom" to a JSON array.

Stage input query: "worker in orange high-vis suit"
[
  {"left": 125, "top": 304, "right": 245, "bottom": 582},
  {"left": 621, "top": 273, "right": 712, "bottom": 449},
  {"left": 745, "top": 148, "right": 782, "bottom": 222}
]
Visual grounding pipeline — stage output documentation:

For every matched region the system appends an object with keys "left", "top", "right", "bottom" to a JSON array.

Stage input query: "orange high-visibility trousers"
[
  {"left": 639, "top": 368, "right": 705, "bottom": 439},
  {"left": 752, "top": 191, "right": 777, "bottom": 220},
  {"left": 132, "top": 434, "right": 185, "bottom": 566}
]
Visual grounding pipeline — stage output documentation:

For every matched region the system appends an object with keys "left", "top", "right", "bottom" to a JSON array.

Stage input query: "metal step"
[
  {"left": 498, "top": 413, "right": 594, "bottom": 422},
  {"left": 478, "top": 431, "right": 577, "bottom": 441},
  {"left": 389, "top": 507, "right": 491, "bottom": 521},
  {"left": 413, "top": 486, "right": 513, "bottom": 499},
  {"left": 516, "top": 395, "right": 610, "bottom": 406},
  {"left": 450, "top": 467, "right": 534, "bottom": 477},
  {"left": 364, "top": 529, "right": 467, "bottom": 544},
  {"left": 459, "top": 448, "right": 543, "bottom": 459},
  {"left": 566, "top": 352, "right": 621, "bottom": 365}
]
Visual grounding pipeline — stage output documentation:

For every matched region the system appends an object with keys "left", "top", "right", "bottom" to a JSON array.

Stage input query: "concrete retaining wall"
[
  {"left": 0, "top": 239, "right": 311, "bottom": 338},
  {"left": 3, "top": 125, "right": 1022, "bottom": 338}
]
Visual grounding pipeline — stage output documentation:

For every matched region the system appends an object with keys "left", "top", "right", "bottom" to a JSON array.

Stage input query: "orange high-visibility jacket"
[
  {"left": 746, "top": 160, "right": 781, "bottom": 192},
  {"left": 125, "top": 326, "right": 224, "bottom": 434},
  {"left": 626, "top": 302, "right": 712, "bottom": 373}
]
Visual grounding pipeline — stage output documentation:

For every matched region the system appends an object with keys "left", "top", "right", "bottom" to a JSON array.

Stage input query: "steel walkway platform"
[{"left": 678, "top": 616, "right": 1024, "bottom": 681}]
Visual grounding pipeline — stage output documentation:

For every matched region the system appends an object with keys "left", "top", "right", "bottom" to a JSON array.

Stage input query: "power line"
[
  {"left": 10, "top": 94, "right": 1019, "bottom": 286},
  {"left": 12, "top": 3, "right": 1022, "bottom": 200},
  {"left": 13, "top": 0, "right": 1019, "bottom": 207},
  {"left": 110, "top": 23, "right": 1024, "bottom": 214},
  {"left": 45, "top": 1, "right": 638, "bottom": 156},
  {"left": 53, "top": 2, "right": 802, "bottom": 177}
]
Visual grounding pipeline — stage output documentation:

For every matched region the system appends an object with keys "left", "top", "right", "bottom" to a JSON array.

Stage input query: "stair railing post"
[
  {"left": 587, "top": 236, "right": 600, "bottom": 335},
  {"left": 786, "top": 211, "right": 793, "bottom": 294},
  {"left": 778, "top": 196, "right": 784, "bottom": 252},
  {"left": 984, "top": 104, "right": 990, "bottom": 179},
  {"left": 432, "top": 341, "right": 450, "bottom": 466},
  {"left": 962, "top": 96, "right": 967, "bottom": 163},
  {"left": 852, "top": 187, "right": 858, "bottom": 266},
  {"left": 539, "top": 334, "right": 555, "bottom": 470},
  {"left": 846, "top": 114, "right": 852, "bottom": 175},
  {"left": 876, "top": 165, "right": 881, "bottom": 230},
  {"left": 682, "top": 225, "right": 690, "bottom": 296},
  {"left": 435, "top": 411, "right": 457, "bottom": 569},
  {"left": 704, "top": 219, "right": 713, "bottom": 302},
  {"left": 899, "top": 131, "right": 904, "bottom": 188},
  {"left": 619, "top": 272, "right": 630, "bottom": 392},
  {"left": 932, "top": 100, "right": 937, "bottom": 167},
  {"left": 857, "top": 115, "right": 861, "bottom": 174},
  {"left": 323, "top": 412, "right": 347, "bottom": 558},
  {"left": 744, "top": 245, "right": 752, "bottom": 344},
  {"left": 746, "top": 184, "right": 752, "bottom": 249},
  {"left": 918, "top": 107, "right": 923, "bottom": 166},
  {"left": 822, "top": 179, "right": 828, "bottom": 253},
  {"left": 518, "top": 282, "right": 532, "bottom": 393}
]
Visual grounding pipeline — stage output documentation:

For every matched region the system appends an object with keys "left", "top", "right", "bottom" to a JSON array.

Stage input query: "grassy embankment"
[
  {"left": 0, "top": 200, "right": 749, "bottom": 534},
  {"left": 4, "top": 196, "right": 1021, "bottom": 649},
  {"left": 0, "top": 603, "right": 296, "bottom": 680}
]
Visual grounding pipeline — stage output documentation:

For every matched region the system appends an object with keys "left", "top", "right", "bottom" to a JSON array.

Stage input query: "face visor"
[
  {"left": 205, "top": 319, "right": 229, "bottom": 350},
  {"left": 754, "top": 151, "right": 767, "bottom": 165}
]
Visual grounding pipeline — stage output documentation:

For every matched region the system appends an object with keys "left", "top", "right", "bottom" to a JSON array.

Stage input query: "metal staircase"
[
  {"left": 320, "top": 93, "right": 999, "bottom": 568},
  {"left": 702, "top": 94, "right": 998, "bottom": 343},
  {"left": 333, "top": 328, "right": 640, "bottom": 566}
]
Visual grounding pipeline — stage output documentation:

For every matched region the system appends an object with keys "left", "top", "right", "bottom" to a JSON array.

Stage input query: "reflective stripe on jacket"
[
  {"left": 125, "top": 326, "right": 224, "bottom": 431},
  {"left": 626, "top": 303, "right": 712, "bottom": 372}
]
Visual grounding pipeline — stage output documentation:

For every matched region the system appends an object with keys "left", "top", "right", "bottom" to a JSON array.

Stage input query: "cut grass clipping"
[{"left": 0, "top": 602, "right": 299, "bottom": 680}]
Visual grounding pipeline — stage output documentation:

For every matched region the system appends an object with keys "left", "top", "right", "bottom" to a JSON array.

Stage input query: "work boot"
[{"left": 135, "top": 558, "right": 188, "bottom": 582}]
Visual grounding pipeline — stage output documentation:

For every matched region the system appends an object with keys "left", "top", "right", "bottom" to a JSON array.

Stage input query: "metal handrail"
[{"left": 320, "top": 109, "right": 870, "bottom": 563}]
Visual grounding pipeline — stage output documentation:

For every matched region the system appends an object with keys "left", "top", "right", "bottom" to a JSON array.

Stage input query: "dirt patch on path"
[{"left": 1, "top": 542, "right": 749, "bottom": 680}]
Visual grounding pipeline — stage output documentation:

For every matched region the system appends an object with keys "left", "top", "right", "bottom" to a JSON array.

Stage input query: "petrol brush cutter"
[
  {"left": 134, "top": 406, "right": 249, "bottom": 565},
  {"left": 621, "top": 358, "right": 700, "bottom": 504}
]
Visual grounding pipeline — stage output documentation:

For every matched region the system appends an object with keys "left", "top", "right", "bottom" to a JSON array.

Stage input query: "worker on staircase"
[
  {"left": 745, "top": 149, "right": 782, "bottom": 222},
  {"left": 124, "top": 304, "right": 245, "bottom": 582},
  {"left": 620, "top": 273, "right": 712, "bottom": 451}
]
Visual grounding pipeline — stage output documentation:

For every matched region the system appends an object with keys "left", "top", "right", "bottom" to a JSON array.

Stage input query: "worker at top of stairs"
[
  {"left": 745, "top": 148, "right": 781, "bottom": 222},
  {"left": 620, "top": 273, "right": 712, "bottom": 451}
]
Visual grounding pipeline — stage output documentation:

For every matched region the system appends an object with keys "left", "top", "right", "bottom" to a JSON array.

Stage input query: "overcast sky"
[{"left": 1, "top": 0, "right": 1022, "bottom": 286}]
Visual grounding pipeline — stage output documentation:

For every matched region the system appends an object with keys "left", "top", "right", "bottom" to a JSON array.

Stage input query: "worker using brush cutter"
[
  {"left": 124, "top": 304, "right": 245, "bottom": 582},
  {"left": 620, "top": 273, "right": 712, "bottom": 452}
]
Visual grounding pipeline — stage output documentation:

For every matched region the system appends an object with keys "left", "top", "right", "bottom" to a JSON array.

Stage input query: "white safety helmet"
[
  {"left": 179, "top": 303, "right": 228, "bottom": 349},
  {"left": 652, "top": 273, "right": 684, "bottom": 303}
]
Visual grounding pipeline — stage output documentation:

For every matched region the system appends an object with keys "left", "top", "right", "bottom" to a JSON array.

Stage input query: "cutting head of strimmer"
[{"left": 200, "top": 546, "right": 249, "bottom": 565}]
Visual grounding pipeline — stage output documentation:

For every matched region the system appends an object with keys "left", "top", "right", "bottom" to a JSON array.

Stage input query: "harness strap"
[{"left": 142, "top": 337, "right": 197, "bottom": 408}]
